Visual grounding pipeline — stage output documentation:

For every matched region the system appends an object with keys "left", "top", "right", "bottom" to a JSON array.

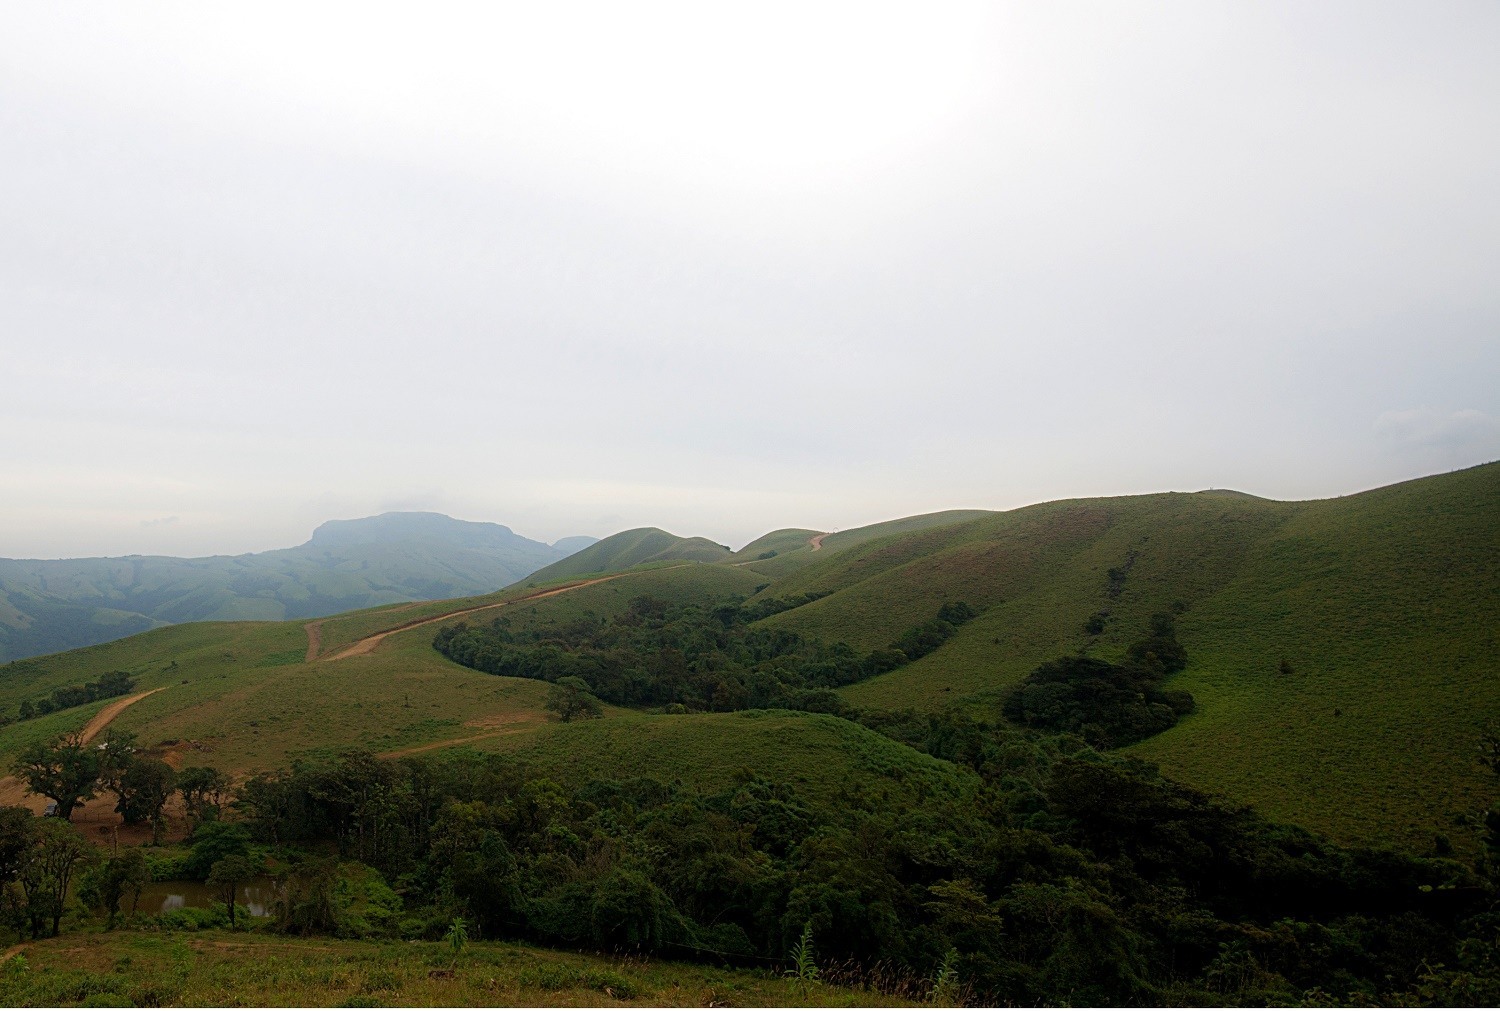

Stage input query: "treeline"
[
  {"left": 432, "top": 595, "right": 977, "bottom": 713},
  {"left": 1003, "top": 612, "right": 1195, "bottom": 748},
  {"left": 8, "top": 671, "right": 134, "bottom": 724},
  {"left": 172, "top": 730, "right": 1499, "bottom": 1006},
  {"left": 9, "top": 728, "right": 227, "bottom": 833}
]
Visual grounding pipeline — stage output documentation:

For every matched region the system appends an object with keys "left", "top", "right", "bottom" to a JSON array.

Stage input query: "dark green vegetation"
[
  {"left": 524, "top": 527, "right": 732, "bottom": 582},
  {"left": 0, "top": 463, "right": 1495, "bottom": 1005},
  {"left": 5, "top": 727, "right": 1499, "bottom": 1006},
  {"left": 433, "top": 594, "right": 976, "bottom": 713},
  {"left": 8, "top": 671, "right": 133, "bottom": 725},
  {"left": 1002, "top": 612, "right": 1194, "bottom": 748},
  {"left": 0, "top": 512, "right": 597, "bottom": 663}
]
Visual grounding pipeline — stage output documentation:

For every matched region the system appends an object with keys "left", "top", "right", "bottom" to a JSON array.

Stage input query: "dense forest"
[
  {"left": 7, "top": 720, "right": 1497, "bottom": 1006},
  {"left": 432, "top": 594, "right": 977, "bottom": 714},
  {"left": 4, "top": 587, "right": 1499, "bottom": 1005}
]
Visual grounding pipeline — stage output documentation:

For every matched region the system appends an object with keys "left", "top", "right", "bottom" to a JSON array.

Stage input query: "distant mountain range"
[{"left": 0, "top": 513, "right": 596, "bottom": 662}]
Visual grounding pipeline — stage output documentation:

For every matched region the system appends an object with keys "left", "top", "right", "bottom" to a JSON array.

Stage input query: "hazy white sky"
[{"left": 3, "top": 1, "right": 1498, "bottom": 558}]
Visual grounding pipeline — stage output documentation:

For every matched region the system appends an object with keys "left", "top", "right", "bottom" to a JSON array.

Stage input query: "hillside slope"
[
  {"left": 0, "top": 512, "right": 587, "bottom": 662},
  {"left": 746, "top": 463, "right": 1498, "bottom": 851},
  {"left": 525, "top": 527, "right": 731, "bottom": 581},
  {"left": 734, "top": 510, "right": 992, "bottom": 579}
]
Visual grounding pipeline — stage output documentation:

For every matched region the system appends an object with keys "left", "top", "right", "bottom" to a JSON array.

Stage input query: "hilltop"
[
  {"left": 0, "top": 464, "right": 1495, "bottom": 852},
  {"left": 1, "top": 465, "right": 1497, "bottom": 1006},
  {"left": 0, "top": 512, "right": 593, "bottom": 663},
  {"left": 524, "top": 527, "right": 732, "bottom": 582}
]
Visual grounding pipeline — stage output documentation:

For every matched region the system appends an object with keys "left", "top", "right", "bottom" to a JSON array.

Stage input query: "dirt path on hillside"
[
  {"left": 809, "top": 532, "right": 829, "bottom": 550},
  {"left": 0, "top": 686, "right": 172, "bottom": 828},
  {"left": 321, "top": 575, "right": 626, "bottom": 662},
  {"left": 377, "top": 722, "right": 539, "bottom": 759},
  {"left": 303, "top": 620, "right": 322, "bottom": 662},
  {"left": 79, "top": 687, "right": 168, "bottom": 743}
]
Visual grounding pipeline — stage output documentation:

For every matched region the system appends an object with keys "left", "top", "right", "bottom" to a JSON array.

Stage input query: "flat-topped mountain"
[{"left": 0, "top": 512, "right": 593, "bottom": 662}]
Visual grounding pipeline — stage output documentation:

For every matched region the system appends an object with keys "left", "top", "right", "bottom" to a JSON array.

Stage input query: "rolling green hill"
[
  {"left": 0, "top": 465, "right": 1493, "bottom": 858},
  {"left": 0, "top": 512, "right": 591, "bottom": 663},
  {"left": 726, "top": 528, "right": 823, "bottom": 562},
  {"left": 733, "top": 510, "right": 993, "bottom": 578},
  {"left": 525, "top": 527, "right": 732, "bottom": 581},
  {"left": 748, "top": 462, "right": 1499, "bottom": 851}
]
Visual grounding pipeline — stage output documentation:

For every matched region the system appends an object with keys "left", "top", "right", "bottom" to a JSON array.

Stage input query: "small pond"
[{"left": 134, "top": 878, "right": 282, "bottom": 918}]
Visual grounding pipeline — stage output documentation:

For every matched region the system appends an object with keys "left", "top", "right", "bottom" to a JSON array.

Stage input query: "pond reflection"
[{"left": 135, "top": 878, "right": 281, "bottom": 918}]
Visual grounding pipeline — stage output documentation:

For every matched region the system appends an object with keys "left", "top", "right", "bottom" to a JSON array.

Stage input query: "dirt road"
[
  {"left": 322, "top": 575, "right": 626, "bottom": 662},
  {"left": 809, "top": 533, "right": 829, "bottom": 550},
  {"left": 303, "top": 620, "right": 322, "bottom": 663},
  {"left": 79, "top": 687, "right": 168, "bottom": 743},
  {"left": 0, "top": 686, "right": 170, "bottom": 824},
  {"left": 377, "top": 722, "right": 539, "bottom": 759}
]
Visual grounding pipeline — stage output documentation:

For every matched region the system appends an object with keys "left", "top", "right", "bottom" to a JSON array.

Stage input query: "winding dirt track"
[
  {"left": 378, "top": 724, "right": 537, "bottom": 759},
  {"left": 0, "top": 686, "right": 170, "bottom": 814},
  {"left": 809, "top": 532, "right": 829, "bottom": 550},
  {"left": 303, "top": 621, "right": 322, "bottom": 663},
  {"left": 318, "top": 575, "right": 626, "bottom": 662},
  {"left": 79, "top": 687, "right": 169, "bottom": 743}
]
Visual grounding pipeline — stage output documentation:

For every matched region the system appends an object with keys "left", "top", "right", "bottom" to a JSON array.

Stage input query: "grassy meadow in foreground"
[{"left": 0, "top": 930, "right": 919, "bottom": 1008}]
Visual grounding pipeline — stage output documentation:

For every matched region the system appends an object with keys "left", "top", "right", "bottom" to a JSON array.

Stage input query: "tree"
[
  {"left": 208, "top": 854, "right": 256, "bottom": 929},
  {"left": 12, "top": 733, "right": 101, "bottom": 821},
  {"left": 545, "top": 676, "right": 603, "bottom": 722},
  {"left": 177, "top": 766, "right": 230, "bottom": 826},
  {"left": 184, "top": 821, "right": 251, "bottom": 880},
  {"left": 0, "top": 808, "right": 32, "bottom": 890},
  {"left": 18, "top": 819, "right": 94, "bottom": 938},
  {"left": 115, "top": 758, "right": 176, "bottom": 843},
  {"left": 78, "top": 849, "right": 149, "bottom": 929},
  {"left": 95, "top": 729, "right": 139, "bottom": 801}
]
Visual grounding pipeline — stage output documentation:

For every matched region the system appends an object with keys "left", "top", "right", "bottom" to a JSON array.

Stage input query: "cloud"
[
  {"left": 140, "top": 516, "right": 180, "bottom": 528},
  {"left": 1373, "top": 408, "right": 1500, "bottom": 451}
]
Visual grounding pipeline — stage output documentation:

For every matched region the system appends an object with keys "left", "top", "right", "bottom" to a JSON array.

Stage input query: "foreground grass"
[{"left": 0, "top": 930, "right": 916, "bottom": 1007}]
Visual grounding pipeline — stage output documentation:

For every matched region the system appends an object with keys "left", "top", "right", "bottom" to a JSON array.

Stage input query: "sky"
[{"left": 3, "top": 1, "right": 1498, "bottom": 558}]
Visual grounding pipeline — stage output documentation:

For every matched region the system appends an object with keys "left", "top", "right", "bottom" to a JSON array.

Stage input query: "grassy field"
[
  {"left": 726, "top": 528, "right": 822, "bottom": 563},
  {"left": 0, "top": 564, "right": 769, "bottom": 776},
  {"left": 480, "top": 709, "right": 975, "bottom": 812},
  {"left": 0, "top": 464, "right": 1494, "bottom": 858},
  {"left": 0, "top": 930, "right": 919, "bottom": 1007},
  {"left": 526, "top": 529, "right": 732, "bottom": 582},
  {"left": 734, "top": 510, "right": 992, "bottom": 580},
  {"left": 784, "top": 464, "right": 1500, "bottom": 852}
]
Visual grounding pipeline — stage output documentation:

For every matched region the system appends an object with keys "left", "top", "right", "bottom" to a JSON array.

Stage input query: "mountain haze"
[{"left": 0, "top": 512, "right": 591, "bottom": 662}]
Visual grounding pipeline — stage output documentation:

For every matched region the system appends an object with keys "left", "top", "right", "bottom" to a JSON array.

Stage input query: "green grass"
[
  {"left": 788, "top": 464, "right": 1500, "bottom": 853},
  {"left": 525, "top": 528, "right": 731, "bottom": 582},
  {"left": 0, "top": 564, "right": 771, "bottom": 775},
  {"left": 482, "top": 709, "right": 975, "bottom": 813},
  {"left": 726, "top": 528, "right": 822, "bottom": 562},
  {"left": 735, "top": 510, "right": 992, "bottom": 579},
  {"left": 0, "top": 930, "right": 918, "bottom": 1007},
  {"left": 1, "top": 464, "right": 1493, "bottom": 856}
]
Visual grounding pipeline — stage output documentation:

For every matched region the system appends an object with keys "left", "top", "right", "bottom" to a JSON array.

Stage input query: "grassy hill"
[
  {"left": 0, "top": 512, "right": 591, "bottom": 663},
  {"left": 0, "top": 563, "right": 767, "bottom": 774},
  {"left": 745, "top": 463, "right": 1499, "bottom": 851},
  {"left": 727, "top": 528, "right": 823, "bottom": 562},
  {"left": 734, "top": 510, "right": 993, "bottom": 579},
  {"left": 525, "top": 527, "right": 731, "bottom": 581},
  {"left": 0, "top": 465, "right": 1493, "bottom": 857}
]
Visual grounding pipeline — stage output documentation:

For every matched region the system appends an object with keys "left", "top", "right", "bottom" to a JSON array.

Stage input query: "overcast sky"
[{"left": 3, "top": 1, "right": 1497, "bottom": 558}]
